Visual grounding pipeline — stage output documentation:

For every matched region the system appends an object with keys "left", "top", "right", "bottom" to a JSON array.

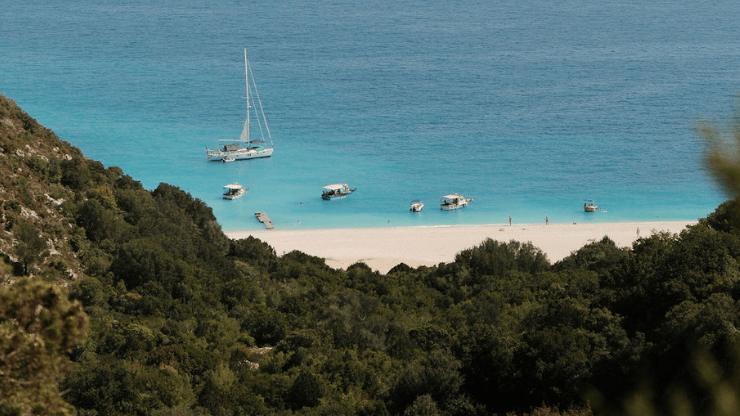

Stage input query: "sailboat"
[{"left": 206, "top": 49, "right": 274, "bottom": 161}]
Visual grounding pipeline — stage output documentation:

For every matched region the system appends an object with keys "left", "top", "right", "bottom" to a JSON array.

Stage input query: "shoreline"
[{"left": 224, "top": 220, "right": 698, "bottom": 274}]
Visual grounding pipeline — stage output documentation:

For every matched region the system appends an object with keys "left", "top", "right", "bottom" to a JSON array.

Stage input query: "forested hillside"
[{"left": 3, "top": 93, "right": 740, "bottom": 416}]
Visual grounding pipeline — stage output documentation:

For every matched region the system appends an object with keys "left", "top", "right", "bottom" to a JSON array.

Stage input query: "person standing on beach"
[
  {"left": 509, "top": 216, "right": 512, "bottom": 226},
  {"left": 546, "top": 217, "right": 549, "bottom": 225}
]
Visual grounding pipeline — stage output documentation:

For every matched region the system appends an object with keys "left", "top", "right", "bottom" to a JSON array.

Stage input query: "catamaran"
[{"left": 207, "top": 49, "right": 274, "bottom": 161}]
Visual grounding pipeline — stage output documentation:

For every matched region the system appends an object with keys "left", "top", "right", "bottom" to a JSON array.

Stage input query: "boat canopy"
[
  {"left": 323, "top": 183, "right": 347, "bottom": 191},
  {"left": 224, "top": 183, "right": 243, "bottom": 189},
  {"left": 442, "top": 194, "right": 462, "bottom": 199},
  {"left": 222, "top": 143, "right": 244, "bottom": 151}
]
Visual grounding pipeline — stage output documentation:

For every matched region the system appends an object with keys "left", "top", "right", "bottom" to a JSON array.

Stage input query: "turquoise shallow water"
[{"left": 1, "top": 0, "right": 736, "bottom": 231}]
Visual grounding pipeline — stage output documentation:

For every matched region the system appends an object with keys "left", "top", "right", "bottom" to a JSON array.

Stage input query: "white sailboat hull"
[{"left": 207, "top": 147, "right": 273, "bottom": 161}]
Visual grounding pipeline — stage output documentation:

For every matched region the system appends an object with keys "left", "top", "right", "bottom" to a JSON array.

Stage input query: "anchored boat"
[
  {"left": 440, "top": 193, "right": 472, "bottom": 210},
  {"left": 322, "top": 183, "right": 356, "bottom": 200},
  {"left": 410, "top": 199, "right": 424, "bottom": 212},
  {"left": 223, "top": 183, "right": 248, "bottom": 200},
  {"left": 207, "top": 49, "right": 274, "bottom": 162}
]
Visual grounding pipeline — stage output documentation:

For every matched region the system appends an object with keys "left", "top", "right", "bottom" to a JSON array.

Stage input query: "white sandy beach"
[{"left": 225, "top": 221, "right": 697, "bottom": 274}]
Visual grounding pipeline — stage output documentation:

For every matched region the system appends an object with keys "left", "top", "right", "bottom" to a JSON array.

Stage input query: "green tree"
[
  {"left": 403, "top": 394, "right": 441, "bottom": 416},
  {"left": 287, "top": 369, "right": 325, "bottom": 410},
  {"left": 75, "top": 198, "right": 129, "bottom": 244},
  {"left": 455, "top": 239, "right": 550, "bottom": 280},
  {"left": 60, "top": 156, "right": 91, "bottom": 191},
  {"left": 110, "top": 237, "right": 176, "bottom": 290},
  {"left": 14, "top": 221, "right": 48, "bottom": 275},
  {"left": 703, "top": 198, "right": 740, "bottom": 235},
  {"left": 0, "top": 279, "right": 88, "bottom": 415},
  {"left": 389, "top": 349, "right": 463, "bottom": 413}
]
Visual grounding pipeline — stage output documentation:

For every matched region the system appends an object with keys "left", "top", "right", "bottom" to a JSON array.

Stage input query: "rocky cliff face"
[{"left": 0, "top": 95, "right": 86, "bottom": 283}]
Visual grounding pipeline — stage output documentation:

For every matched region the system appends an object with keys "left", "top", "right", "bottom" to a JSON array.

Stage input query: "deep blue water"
[{"left": 2, "top": 0, "right": 736, "bottom": 231}]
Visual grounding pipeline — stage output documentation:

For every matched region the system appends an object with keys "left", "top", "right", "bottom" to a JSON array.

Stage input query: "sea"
[{"left": 2, "top": 0, "right": 737, "bottom": 231}]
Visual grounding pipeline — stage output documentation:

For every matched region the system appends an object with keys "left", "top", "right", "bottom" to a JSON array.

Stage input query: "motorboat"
[
  {"left": 440, "top": 193, "right": 472, "bottom": 210},
  {"left": 410, "top": 199, "right": 424, "bottom": 212},
  {"left": 584, "top": 200, "right": 598, "bottom": 212},
  {"left": 322, "top": 183, "right": 356, "bottom": 200},
  {"left": 223, "top": 183, "right": 248, "bottom": 200},
  {"left": 207, "top": 49, "right": 275, "bottom": 162}
]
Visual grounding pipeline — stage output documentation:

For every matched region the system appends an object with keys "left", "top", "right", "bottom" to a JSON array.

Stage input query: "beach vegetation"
[{"left": 5, "top": 94, "right": 740, "bottom": 415}]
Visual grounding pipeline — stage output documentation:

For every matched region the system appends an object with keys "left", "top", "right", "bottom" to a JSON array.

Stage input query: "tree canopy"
[{"left": 4, "top": 94, "right": 740, "bottom": 415}]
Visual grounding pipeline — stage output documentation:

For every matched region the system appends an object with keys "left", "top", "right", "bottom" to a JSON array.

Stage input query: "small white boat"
[
  {"left": 207, "top": 49, "right": 274, "bottom": 162},
  {"left": 440, "top": 193, "right": 472, "bottom": 210},
  {"left": 322, "top": 183, "right": 356, "bottom": 200},
  {"left": 223, "top": 183, "right": 248, "bottom": 200},
  {"left": 584, "top": 200, "right": 598, "bottom": 212},
  {"left": 410, "top": 199, "right": 424, "bottom": 212}
]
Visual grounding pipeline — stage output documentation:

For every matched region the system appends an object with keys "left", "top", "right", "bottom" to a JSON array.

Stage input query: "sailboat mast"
[{"left": 244, "top": 48, "right": 250, "bottom": 145}]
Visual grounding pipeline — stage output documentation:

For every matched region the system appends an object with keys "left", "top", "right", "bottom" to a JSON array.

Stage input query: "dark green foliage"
[
  {"left": 23, "top": 171, "right": 740, "bottom": 415},
  {"left": 47, "top": 157, "right": 62, "bottom": 184},
  {"left": 287, "top": 369, "right": 325, "bottom": 410},
  {"left": 149, "top": 183, "right": 230, "bottom": 264},
  {"left": 402, "top": 395, "right": 441, "bottom": 416},
  {"left": 71, "top": 275, "right": 112, "bottom": 309},
  {"left": 554, "top": 236, "right": 629, "bottom": 276},
  {"left": 76, "top": 199, "right": 129, "bottom": 244},
  {"left": 14, "top": 221, "right": 48, "bottom": 275},
  {"left": 113, "top": 187, "right": 157, "bottom": 225},
  {"left": 0, "top": 279, "right": 88, "bottom": 416},
  {"left": 24, "top": 155, "right": 48, "bottom": 177},
  {"left": 320, "top": 289, "right": 388, "bottom": 350},
  {"left": 244, "top": 305, "right": 288, "bottom": 345},
  {"left": 10, "top": 176, "right": 740, "bottom": 415},
  {"left": 455, "top": 238, "right": 551, "bottom": 278},
  {"left": 6, "top": 93, "right": 740, "bottom": 415},
  {"left": 228, "top": 236, "right": 277, "bottom": 271},
  {"left": 111, "top": 237, "right": 176, "bottom": 290},
  {"left": 517, "top": 296, "right": 629, "bottom": 408},
  {"left": 60, "top": 157, "right": 91, "bottom": 191},
  {"left": 703, "top": 198, "right": 740, "bottom": 235},
  {"left": 61, "top": 353, "right": 181, "bottom": 416},
  {"left": 389, "top": 348, "right": 463, "bottom": 414}
]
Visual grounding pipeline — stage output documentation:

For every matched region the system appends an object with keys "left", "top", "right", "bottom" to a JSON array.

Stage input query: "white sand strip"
[{"left": 225, "top": 221, "right": 697, "bottom": 274}]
